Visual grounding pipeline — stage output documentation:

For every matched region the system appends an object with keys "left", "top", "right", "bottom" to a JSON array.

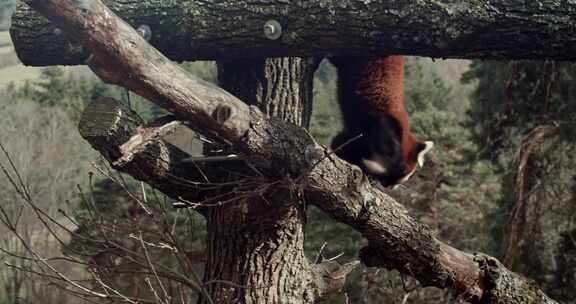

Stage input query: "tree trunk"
[
  {"left": 199, "top": 58, "right": 319, "bottom": 304},
  {"left": 201, "top": 191, "right": 313, "bottom": 304},
  {"left": 11, "top": 0, "right": 576, "bottom": 66}
]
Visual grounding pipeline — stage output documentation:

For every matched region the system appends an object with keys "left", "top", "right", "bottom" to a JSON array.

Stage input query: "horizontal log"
[{"left": 11, "top": 0, "right": 576, "bottom": 66}]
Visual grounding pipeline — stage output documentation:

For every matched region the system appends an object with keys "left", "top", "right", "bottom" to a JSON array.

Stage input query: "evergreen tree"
[
  {"left": 33, "top": 66, "right": 69, "bottom": 106},
  {"left": 305, "top": 58, "right": 500, "bottom": 303},
  {"left": 465, "top": 60, "right": 576, "bottom": 301},
  {"left": 403, "top": 58, "right": 500, "bottom": 252}
]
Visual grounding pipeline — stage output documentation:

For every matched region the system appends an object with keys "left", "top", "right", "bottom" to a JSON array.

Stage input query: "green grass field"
[
  {"left": 0, "top": 31, "right": 13, "bottom": 55},
  {"left": 0, "top": 31, "right": 11, "bottom": 44},
  {"left": 0, "top": 63, "right": 42, "bottom": 86}
]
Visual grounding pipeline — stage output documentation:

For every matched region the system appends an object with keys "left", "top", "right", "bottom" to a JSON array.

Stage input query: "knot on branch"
[
  {"left": 237, "top": 106, "right": 317, "bottom": 178},
  {"left": 473, "top": 253, "right": 551, "bottom": 303},
  {"left": 212, "top": 104, "right": 233, "bottom": 125},
  {"left": 474, "top": 253, "right": 511, "bottom": 303},
  {"left": 474, "top": 253, "right": 501, "bottom": 291}
]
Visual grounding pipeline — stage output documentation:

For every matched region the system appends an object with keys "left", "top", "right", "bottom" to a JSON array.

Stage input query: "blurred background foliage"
[{"left": 0, "top": 4, "right": 575, "bottom": 302}]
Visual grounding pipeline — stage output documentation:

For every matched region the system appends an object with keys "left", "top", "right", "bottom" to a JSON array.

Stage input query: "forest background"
[{"left": 0, "top": 1, "right": 575, "bottom": 303}]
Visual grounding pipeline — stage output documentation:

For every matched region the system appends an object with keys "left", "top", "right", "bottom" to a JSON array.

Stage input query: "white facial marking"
[
  {"left": 417, "top": 141, "right": 434, "bottom": 167},
  {"left": 362, "top": 158, "right": 387, "bottom": 174},
  {"left": 399, "top": 167, "right": 417, "bottom": 183}
]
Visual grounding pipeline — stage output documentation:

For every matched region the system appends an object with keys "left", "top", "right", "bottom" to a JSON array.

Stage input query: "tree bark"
[
  {"left": 16, "top": 1, "right": 563, "bottom": 303},
  {"left": 11, "top": 0, "right": 576, "bottom": 66},
  {"left": 200, "top": 185, "right": 315, "bottom": 304},
  {"left": 197, "top": 57, "right": 323, "bottom": 304}
]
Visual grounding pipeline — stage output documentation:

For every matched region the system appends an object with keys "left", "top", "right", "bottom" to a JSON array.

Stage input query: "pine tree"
[{"left": 465, "top": 60, "right": 576, "bottom": 300}]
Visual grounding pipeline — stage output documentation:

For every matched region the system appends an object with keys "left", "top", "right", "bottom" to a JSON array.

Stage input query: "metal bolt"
[
  {"left": 264, "top": 20, "right": 282, "bottom": 40},
  {"left": 137, "top": 24, "right": 152, "bottom": 41}
]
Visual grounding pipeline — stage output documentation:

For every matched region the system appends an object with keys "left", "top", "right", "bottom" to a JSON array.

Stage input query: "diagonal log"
[{"left": 21, "top": 0, "right": 560, "bottom": 303}]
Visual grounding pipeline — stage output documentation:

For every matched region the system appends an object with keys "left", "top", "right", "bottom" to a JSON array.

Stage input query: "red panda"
[{"left": 330, "top": 56, "right": 433, "bottom": 187}]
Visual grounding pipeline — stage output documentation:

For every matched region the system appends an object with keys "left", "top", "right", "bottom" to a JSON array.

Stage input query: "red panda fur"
[{"left": 330, "top": 56, "right": 432, "bottom": 186}]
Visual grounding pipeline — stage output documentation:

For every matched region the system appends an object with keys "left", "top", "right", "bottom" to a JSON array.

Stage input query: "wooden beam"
[{"left": 11, "top": 0, "right": 576, "bottom": 65}]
